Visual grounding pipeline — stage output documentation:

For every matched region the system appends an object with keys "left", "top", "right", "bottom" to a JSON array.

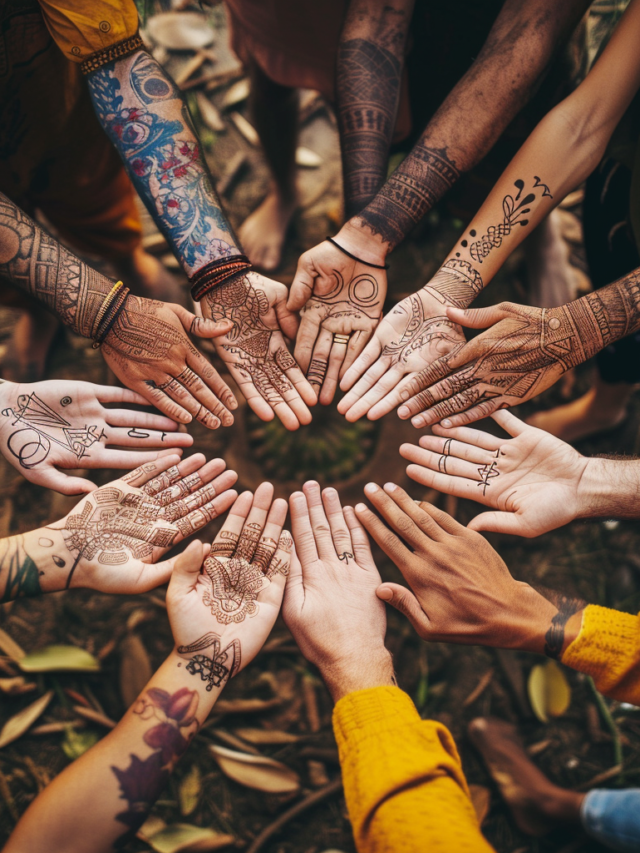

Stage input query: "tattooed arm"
[
  {"left": 337, "top": 0, "right": 640, "bottom": 420},
  {"left": 0, "top": 453, "right": 238, "bottom": 602},
  {"left": 3, "top": 489, "right": 289, "bottom": 853}
]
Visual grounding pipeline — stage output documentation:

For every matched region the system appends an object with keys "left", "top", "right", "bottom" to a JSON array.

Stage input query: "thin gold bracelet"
[{"left": 92, "top": 281, "right": 124, "bottom": 340}]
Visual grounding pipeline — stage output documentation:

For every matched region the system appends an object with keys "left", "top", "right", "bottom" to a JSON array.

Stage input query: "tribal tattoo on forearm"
[
  {"left": 87, "top": 51, "right": 236, "bottom": 273},
  {"left": 424, "top": 259, "right": 484, "bottom": 309},
  {"left": 0, "top": 194, "right": 114, "bottom": 337},
  {"left": 0, "top": 535, "right": 42, "bottom": 602}
]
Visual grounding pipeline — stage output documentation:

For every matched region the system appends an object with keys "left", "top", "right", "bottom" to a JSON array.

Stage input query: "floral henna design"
[
  {"left": 202, "top": 553, "right": 267, "bottom": 624},
  {"left": 177, "top": 632, "right": 241, "bottom": 691}
]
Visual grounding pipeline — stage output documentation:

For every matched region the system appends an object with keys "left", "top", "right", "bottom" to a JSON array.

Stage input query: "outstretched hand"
[
  {"left": 0, "top": 379, "right": 193, "bottom": 495},
  {"left": 356, "top": 482, "right": 556, "bottom": 653},
  {"left": 102, "top": 296, "right": 238, "bottom": 429},
  {"left": 202, "top": 272, "right": 317, "bottom": 430},
  {"left": 400, "top": 410, "right": 587, "bottom": 537},
  {"left": 288, "top": 240, "right": 386, "bottom": 404},
  {"left": 41, "top": 453, "right": 238, "bottom": 594},
  {"left": 167, "top": 483, "right": 291, "bottom": 685}
]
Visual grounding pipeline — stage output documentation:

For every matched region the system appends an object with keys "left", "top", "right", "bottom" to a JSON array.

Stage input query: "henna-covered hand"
[
  {"left": 39, "top": 453, "right": 238, "bottom": 594},
  {"left": 0, "top": 379, "right": 193, "bottom": 495},
  {"left": 202, "top": 272, "right": 317, "bottom": 429},
  {"left": 167, "top": 483, "right": 290, "bottom": 680},
  {"left": 337, "top": 283, "right": 468, "bottom": 421},
  {"left": 400, "top": 410, "right": 588, "bottom": 537},
  {"left": 288, "top": 241, "right": 386, "bottom": 404},
  {"left": 357, "top": 483, "right": 558, "bottom": 654},
  {"left": 102, "top": 295, "right": 237, "bottom": 429}
]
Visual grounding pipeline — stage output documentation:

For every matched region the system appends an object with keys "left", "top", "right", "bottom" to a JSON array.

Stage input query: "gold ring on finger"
[{"left": 333, "top": 334, "right": 350, "bottom": 345}]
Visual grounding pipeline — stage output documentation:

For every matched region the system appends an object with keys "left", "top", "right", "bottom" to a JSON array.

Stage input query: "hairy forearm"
[
  {"left": 4, "top": 653, "right": 221, "bottom": 853},
  {"left": 0, "top": 194, "right": 114, "bottom": 336},
  {"left": 577, "top": 455, "right": 640, "bottom": 520},
  {"left": 337, "top": 1, "right": 412, "bottom": 217},
  {"left": 347, "top": 0, "right": 590, "bottom": 252},
  {"left": 87, "top": 50, "right": 239, "bottom": 276}
]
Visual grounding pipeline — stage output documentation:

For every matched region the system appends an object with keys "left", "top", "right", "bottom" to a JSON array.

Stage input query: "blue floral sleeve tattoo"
[{"left": 87, "top": 51, "right": 238, "bottom": 274}]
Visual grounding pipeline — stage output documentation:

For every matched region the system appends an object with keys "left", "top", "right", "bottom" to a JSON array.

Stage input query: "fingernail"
[
  {"left": 355, "top": 503, "right": 368, "bottom": 513},
  {"left": 377, "top": 587, "right": 392, "bottom": 600},
  {"left": 398, "top": 406, "right": 409, "bottom": 418},
  {"left": 441, "top": 419, "right": 452, "bottom": 427},
  {"left": 364, "top": 482, "right": 378, "bottom": 495},
  {"left": 383, "top": 483, "right": 396, "bottom": 493},
  {"left": 412, "top": 416, "right": 424, "bottom": 428}
]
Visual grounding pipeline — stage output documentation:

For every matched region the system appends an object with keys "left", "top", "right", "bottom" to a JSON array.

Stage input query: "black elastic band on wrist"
[
  {"left": 544, "top": 596, "right": 585, "bottom": 659},
  {"left": 325, "top": 237, "right": 389, "bottom": 270},
  {"left": 92, "top": 290, "right": 130, "bottom": 349}
]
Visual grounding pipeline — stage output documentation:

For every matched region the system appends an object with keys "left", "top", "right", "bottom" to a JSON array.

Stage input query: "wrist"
[
  {"left": 575, "top": 456, "right": 639, "bottom": 519},
  {"left": 503, "top": 587, "right": 559, "bottom": 655},
  {"left": 320, "top": 648, "right": 395, "bottom": 702},
  {"left": 337, "top": 220, "right": 389, "bottom": 265}
]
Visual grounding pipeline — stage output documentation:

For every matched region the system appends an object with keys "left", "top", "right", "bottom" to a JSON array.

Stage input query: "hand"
[
  {"left": 41, "top": 453, "right": 238, "bottom": 594},
  {"left": 397, "top": 302, "right": 579, "bottom": 428},
  {"left": 337, "top": 288, "right": 465, "bottom": 422},
  {"left": 288, "top": 238, "right": 386, "bottom": 404},
  {"left": 166, "top": 483, "right": 291, "bottom": 688},
  {"left": 102, "top": 295, "right": 238, "bottom": 430},
  {"left": 0, "top": 379, "right": 193, "bottom": 495},
  {"left": 400, "top": 410, "right": 588, "bottom": 537},
  {"left": 356, "top": 482, "right": 557, "bottom": 653},
  {"left": 285, "top": 481, "right": 393, "bottom": 701},
  {"left": 202, "top": 272, "right": 317, "bottom": 430}
]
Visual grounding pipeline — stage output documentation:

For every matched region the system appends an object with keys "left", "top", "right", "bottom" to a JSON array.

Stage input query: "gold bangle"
[{"left": 92, "top": 281, "right": 124, "bottom": 339}]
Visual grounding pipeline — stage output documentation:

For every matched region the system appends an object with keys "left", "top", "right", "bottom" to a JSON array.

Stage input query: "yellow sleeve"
[
  {"left": 332, "top": 686, "right": 495, "bottom": 853},
  {"left": 38, "top": 0, "right": 140, "bottom": 68},
  {"left": 562, "top": 604, "right": 640, "bottom": 705}
]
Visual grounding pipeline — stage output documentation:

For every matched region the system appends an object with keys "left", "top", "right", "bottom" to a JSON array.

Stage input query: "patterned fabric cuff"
[{"left": 81, "top": 33, "right": 144, "bottom": 75}]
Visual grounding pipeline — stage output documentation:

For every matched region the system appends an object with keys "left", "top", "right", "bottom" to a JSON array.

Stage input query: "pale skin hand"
[
  {"left": 285, "top": 481, "right": 393, "bottom": 701},
  {"left": 167, "top": 484, "right": 291, "bottom": 671},
  {"left": 400, "top": 409, "right": 588, "bottom": 537},
  {"left": 288, "top": 237, "right": 387, "bottom": 404},
  {"left": 40, "top": 453, "right": 238, "bottom": 594},
  {"left": 337, "top": 287, "right": 465, "bottom": 422},
  {"left": 102, "top": 296, "right": 238, "bottom": 430},
  {"left": 356, "top": 482, "right": 558, "bottom": 654},
  {"left": 201, "top": 272, "right": 317, "bottom": 431},
  {"left": 0, "top": 379, "right": 193, "bottom": 495}
]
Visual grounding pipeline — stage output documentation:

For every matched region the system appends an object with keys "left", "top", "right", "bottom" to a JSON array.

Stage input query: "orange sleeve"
[
  {"left": 562, "top": 604, "right": 640, "bottom": 705},
  {"left": 333, "top": 686, "right": 495, "bottom": 853}
]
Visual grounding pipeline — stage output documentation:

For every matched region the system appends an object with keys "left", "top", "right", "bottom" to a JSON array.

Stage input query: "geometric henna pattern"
[
  {"left": 202, "top": 553, "right": 267, "bottom": 624},
  {"left": 425, "top": 259, "right": 484, "bottom": 309},
  {"left": 177, "top": 632, "right": 241, "bottom": 691}
]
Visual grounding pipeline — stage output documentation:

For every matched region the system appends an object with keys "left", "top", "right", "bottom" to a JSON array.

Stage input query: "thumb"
[
  {"left": 446, "top": 303, "right": 512, "bottom": 330},
  {"left": 287, "top": 257, "right": 315, "bottom": 312},
  {"left": 168, "top": 540, "right": 205, "bottom": 596},
  {"left": 376, "top": 583, "right": 431, "bottom": 637},
  {"left": 35, "top": 468, "right": 98, "bottom": 496},
  {"left": 468, "top": 511, "right": 525, "bottom": 536},
  {"left": 174, "top": 304, "right": 234, "bottom": 339}
]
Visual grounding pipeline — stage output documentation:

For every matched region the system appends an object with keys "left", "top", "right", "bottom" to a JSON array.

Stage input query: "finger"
[
  {"left": 265, "top": 530, "right": 292, "bottom": 584},
  {"left": 320, "top": 487, "right": 354, "bottom": 560},
  {"left": 176, "top": 363, "right": 234, "bottom": 428},
  {"left": 396, "top": 350, "right": 470, "bottom": 419},
  {"left": 223, "top": 361, "right": 305, "bottom": 430},
  {"left": 104, "top": 408, "right": 184, "bottom": 431},
  {"left": 302, "top": 480, "right": 337, "bottom": 561},
  {"left": 210, "top": 490, "right": 254, "bottom": 556},
  {"left": 338, "top": 358, "right": 390, "bottom": 418},
  {"left": 274, "top": 293, "right": 301, "bottom": 342},
  {"left": 304, "top": 326, "right": 332, "bottom": 393},
  {"left": 185, "top": 350, "right": 238, "bottom": 421},
  {"left": 364, "top": 483, "right": 444, "bottom": 551},
  {"left": 343, "top": 505, "right": 376, "bottom": 571},
  {"left": 32, "top": 467, "right": 97, "bottom": 496},
  {"left": 130, "top": 557, "right": 176, "bottom": 592},
  {"left": 431, "top": 422, "right": 503, "bottom": 452},
  {"left": 428, "top": 398, "right": 503, "bottom": 430},
  {"left": 136, "top": 381, "right": 194, "bottom": 425},
  {"left": 468, "top": 510, "right": 525, "bottom": 536},
  {"left": 279, "top": 353, "right": 316, "bottom": 418},
  {"left": 412, "top": 496, "right": 466, "bottom": 536},
  {"left": 167, "top": 540, "right": 206, "bottom": 597},
  {"left": 354, "top": 501, "right": 413, "bottom": 565},
  {"left": 376, "top": 582, "right": 431, "bottom": 634},
  {"left": 157, "top": 375, "right": 224, "bottom": 430},
  {"left": 153, "top": 457, "right": 227, "bottom": 506},
  {"left": 288, "top": 258, "right": 315, "bottom": 312},
  {"left": 347, "top": 365, "right": 409, "bottom": 422},
  {"left": 95, "top": 386, "right": 150, "bottom": 406},
  {"left": 293, "top": 313, "right": 321, "bottom": 374},
  {"left": 236, "top": 482, "right": 276, "bottom": 561},
  {"left": 491, "top": 408, "right": 529, "bottom": 436},
  {"left": 319, "top": 334, "right": 350, "bottom": 406},
  {"left": 289, "top": 490, "right": 318, "bottom": 565},
  {"left": 446, "top": 303, "right": 512, "bottom": 329},
  {"left": 367, "top": 372, "right": 420, "bottom": 421},
  {"left": 159, "top": 470, "right": 238, "bottom": 523},
  {"left": 414, "top": 434, "right": 500, "bottom": 466},
  {"left": 405, "top": 462, "right": 494, "bottom": 505},
  {"left": 173, "top": 488, "right": 239, "bottom": 541},
  {"left": 340, "top": 329, "right": 371, "bottom": 380},
  {"left": 413, "top": 390, "right": 499, "bottom": 429},
  {"left": 399, "top": 442, "right": 499, "bottom": 480},
  {"left": 173, "top": 303, "right": 234, "bottom": 339},
  {"left": 339, "top": 335, "right": 382, "bottom": 394},
  {"left": 253, "top": 498, "right": 288, "bottom": 573},
  {"left": 119, "top": 453, "right": 183, "bottom": 488},
  {"left": 142, "top": 452, "right": 207, "bottom": 496},
  {"left": 105, "top": 427, "right": 193, "bottom": 450},
  {"left": 282, "top": 540, "right": 304, "bottom": 614}
]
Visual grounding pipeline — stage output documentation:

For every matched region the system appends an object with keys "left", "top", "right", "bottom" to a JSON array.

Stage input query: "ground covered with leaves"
[{"left": 1, "top": 4, "right": 640, "bottom": 853}]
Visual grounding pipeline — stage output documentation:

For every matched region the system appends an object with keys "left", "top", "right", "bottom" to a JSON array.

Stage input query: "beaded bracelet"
[
  {"left": 92, "top": 283, "right": 131, "bottom": 349},
  {"left": 325, "top": 237, "right": 389, "bottom": 270},
  {"left": 92, "top": 281, "right": 123, "bottom": 339},
  {"left": 190, "top": 255, "right": 252, "bottom": 301}
]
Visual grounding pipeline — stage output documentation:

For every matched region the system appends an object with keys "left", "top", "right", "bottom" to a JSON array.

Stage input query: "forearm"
[
  {"left": 344, "top": 0, "right": 590, "bottom": 255},
  {"left": 5, "top": 652, "right": 220, "bottom": 853},
  {"left": 337, "top": 0, "right": 413, "bottom": 217},
  {"left": 577, "top": 454, "right": 640, "bottom": 520},
  {"left": 87, "top": 50, "right": 239, "bottom": 276},
  {"left": 0, "top": 194, "right": 114, "bottom": 337},
  {"left": 0, "top": 525, "right": 87, "bottom": 602}
]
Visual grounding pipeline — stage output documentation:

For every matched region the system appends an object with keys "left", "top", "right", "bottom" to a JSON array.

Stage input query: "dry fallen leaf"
[
  {"left": 119, "top": 634, "right": 152, "bottom": 707},
  {"left": 229, "top": 112, "right": 259, "bottom": 146},
  {"left": 18, "top": 645, "right": 100, "bottom": 673},
  {"left": 469, "top": 784, "right": 491, "bottom": 825},
  {"left": 147, "top": 823, "right": 235, "bottom": 853},
  {"left": 234, "top": 728, "right": 300, "bottom": 745},
  {"left": 0, "top": 676, "right": 36, "bottom": 695},
  {"left": 214, "top": 697, "right": 281, "bottom": 715},
  {"left": 528, "top": 660, "right": 571, "bottom": 724},
  {"left": 0, "top": 627, "right": 25, "bottom": 661},
  {"left": 296, "top": 147, "right": 322, "bottom": 168},
  {"left": 178, "top": 764, "right": 201, "bottom": 816},
  {"left": 196, "top": 92, "right": 225, "bottom": 132},
  {"left": 146, "top": 12, "right": 214, "bottom": 51},
  {"left": 222, "top": 78, "right": 250, "bottom": 109},
  {"left": 209, "top": 744, "right": 301, "bottom": 794},
  {"left": 0, "top": 690, "right": 54, "bottom": 749}
]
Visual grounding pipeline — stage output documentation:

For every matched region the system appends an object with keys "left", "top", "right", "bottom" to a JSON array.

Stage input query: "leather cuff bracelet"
[{"left": 190, "top": 255, "right": 252, "bottom": 301}]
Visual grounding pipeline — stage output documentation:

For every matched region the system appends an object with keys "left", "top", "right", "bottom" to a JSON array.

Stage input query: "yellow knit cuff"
[{"left": 333, "top": 686, "right": 421, "bottom": 747}]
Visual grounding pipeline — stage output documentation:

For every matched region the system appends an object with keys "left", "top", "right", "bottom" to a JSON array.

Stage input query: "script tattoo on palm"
[
  {"left": 177, "top": 632, "right": 241, "bottom": 691},
  {"left": 204, "top": 275, "right": 296, "bottom": 407}
]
